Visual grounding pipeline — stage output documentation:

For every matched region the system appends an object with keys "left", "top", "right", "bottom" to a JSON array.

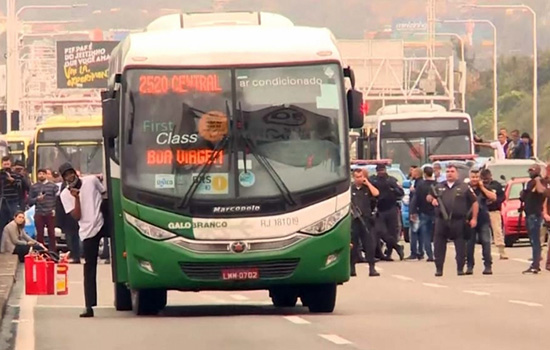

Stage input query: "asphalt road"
[{"left": 3, "top": 243, "right": 549, "bottom": 350}]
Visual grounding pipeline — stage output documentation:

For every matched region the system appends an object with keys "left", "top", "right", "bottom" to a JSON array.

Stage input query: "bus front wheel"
[
  {"left": 131, "top": 289, "right": 167, "bottom": 315},
  {"left": 114, "top": 283, "right": 132, "bottom": 311},
  {"left": 300, "top": 284, "right": 337, "bottom": 313},
  {"left": 269, "top": 287, "right": 298, "bottom": 307}
]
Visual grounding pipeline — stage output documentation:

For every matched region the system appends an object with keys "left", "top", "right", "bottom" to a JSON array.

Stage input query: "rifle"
[
  {"left": 517, "top": 182, "right": 527, "bottom": 234},
  {"left": 430, "top": 184, "right": 450, "bottom": 221},
  {"left": 350, "top": 201, "right": 371, "bottom": 235}
]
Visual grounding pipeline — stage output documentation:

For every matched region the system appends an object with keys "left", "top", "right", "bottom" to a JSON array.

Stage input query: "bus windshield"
[
  {"left": 122, "top": 64, "right": 347, "bottom": 206},
  {"left": 379, "top": 117, "right": 472, "bottom": 171},
  {"left": 37, "top": 144, "right": 103, "bottom": 175}
]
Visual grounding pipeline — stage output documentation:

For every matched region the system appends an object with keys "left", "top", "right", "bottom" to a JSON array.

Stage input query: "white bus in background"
[{"left": 359, "top": 104, "right": 474, "bottom": 172}]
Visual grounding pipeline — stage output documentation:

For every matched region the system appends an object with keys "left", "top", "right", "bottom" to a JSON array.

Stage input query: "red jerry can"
[
  {"left": 25, "top": 255, "right": 48, "bottom": 295},
  {"left": 46, "top": 260, "right": 55, "bottom": 295},
  {"left": 56, "top": 262, "right": 69, "bottom": 295}
]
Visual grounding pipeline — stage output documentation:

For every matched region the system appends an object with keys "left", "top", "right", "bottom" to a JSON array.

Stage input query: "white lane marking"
[
  {"left": 391, "top": 274, "right": 415, "bottom": 282},
  {"left": 422, "top": 283, "right": 448, "bottom": 289},
  {"left": 508, "top": 300, "right": 543, "bottom": 307},
  {"left": 319, "top": 334, "right": 353, "bottom": 345},
  {"left": 15, "top": 294, "right": 36, "bottom": 350},
  {"left": 284, "top": 316, "right": 310, "bottom": 324},
  {"left": 513, "top": 258, "right": 531, "bottom": 264},
  {"left": 230, "top": 294, "right": 249, "bottom": 301},
  {"left": 463, "top": 290, "right": 490, "bottom": 296}
]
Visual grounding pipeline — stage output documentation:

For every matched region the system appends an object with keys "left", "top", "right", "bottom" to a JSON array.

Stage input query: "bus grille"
[{"left": 179, "top": 259, "right": 300, "bottom": 281}]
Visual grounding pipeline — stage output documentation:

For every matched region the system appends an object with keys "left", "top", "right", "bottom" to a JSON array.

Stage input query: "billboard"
[{"left": 56, "top": 41, "right": 118, "bottom": 89}]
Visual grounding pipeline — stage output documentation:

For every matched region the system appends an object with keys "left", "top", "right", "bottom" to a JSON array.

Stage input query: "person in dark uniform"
[
  {"left": 427, "top": 164, "right": 479, "bottom": 277},
  {"left": 520, "top": 164, "right": 546, "bottom": 274},
  {"left": 410, "top": 166, "right": 436, "bottom": 261},
  {"left": 350, "top": 168, "right": 380, "bottom": 277},
  {"left": 465, "top": 169, "right": 496, "bottom": 275},
  {"left": 371, "top": 164, "right": 405, "bottom": 261}
]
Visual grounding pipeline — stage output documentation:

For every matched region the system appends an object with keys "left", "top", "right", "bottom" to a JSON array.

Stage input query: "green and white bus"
[{"left": 101, "top": 12, "right": 364, "bottom": 315}]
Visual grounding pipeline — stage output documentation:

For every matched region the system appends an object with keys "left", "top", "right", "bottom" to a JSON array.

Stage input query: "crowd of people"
[
  {"left": 0, "top": 157, "right": 108, "bottom": 318},
  {"left": 351, "top": 161, "right": 550, "bottom": 277},
  {"left": 475, "top": 128, "right": 535, "bottom": 160}
]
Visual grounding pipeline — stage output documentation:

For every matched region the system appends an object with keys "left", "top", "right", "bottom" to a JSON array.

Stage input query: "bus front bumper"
[{"left": 123, "top": 217, "right": 351, "bottom": 291}]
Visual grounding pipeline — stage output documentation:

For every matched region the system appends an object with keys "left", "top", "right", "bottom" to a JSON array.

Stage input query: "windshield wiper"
[
  {"left": 127, "top": 92, "right": 136, "bottom": 145},
  {"left": 237, "top": 103, "right": 296, "bottom": 206},
  {"left": 177, "top": 101, "right": 232, "bottom": 209}
]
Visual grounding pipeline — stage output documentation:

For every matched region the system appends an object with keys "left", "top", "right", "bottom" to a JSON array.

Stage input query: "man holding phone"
[
  {"left": 29, "top": 169, "right": 59, "bottom": 251},
  {"left": 59, "top": 162, "right": 106, "bottom": 318}
]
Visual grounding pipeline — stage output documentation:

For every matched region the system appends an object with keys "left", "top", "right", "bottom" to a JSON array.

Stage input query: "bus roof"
[
  {"left": 37, "top": 115, "right": 102, "bottom": 129},
  {"left": 146, "top": 12, "right": 294, "bottom": 31},
  {"left": 4, "top": 130, "right": 35, "bottom": 141},
  {"left": 111, "top": 25, "right": 341, "bottom": 72},
  {"left": 376, "top": 111, "right": 471, "bottom": 122},
  {"left": 376, "top": 104, "right": 447, "bottom": 115}
]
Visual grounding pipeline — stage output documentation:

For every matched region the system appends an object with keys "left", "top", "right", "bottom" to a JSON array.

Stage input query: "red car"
[{"left": 501, "top": 177, "right": 530, "bottom": 247}]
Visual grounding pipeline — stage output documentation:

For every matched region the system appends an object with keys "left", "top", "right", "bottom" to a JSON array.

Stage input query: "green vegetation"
[{"left": 467, "top": 51, "right": 550, "bottom": 160}]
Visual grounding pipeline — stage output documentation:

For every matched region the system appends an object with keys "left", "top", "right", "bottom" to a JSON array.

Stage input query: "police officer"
[
  {"left": 466, "top": 169, "right": 496, "bottom": 275},
  {"left": 350, "top": 168, "right": 380, "bottom": 277},
  {"left": 371, "top": 164, "right": 405, "bottom": 261},
  {"left": 427, "top": 164, "right": 479, "bottom": 277}
]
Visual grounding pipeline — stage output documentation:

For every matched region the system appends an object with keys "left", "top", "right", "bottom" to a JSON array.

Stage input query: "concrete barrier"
[{"left": 0, "top": 255, "right": 19, "bottom": 320}]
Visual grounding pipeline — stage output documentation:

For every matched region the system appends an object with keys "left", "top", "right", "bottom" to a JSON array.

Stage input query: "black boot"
[
  {"left": 465, "top": 266, "right": 474, "bottom": 275},
  {"left": 369, "top": 264, "right": 380, "bottom": 277},
  {"left": 435, "top": 269, "right": 443, "bottom": 277},
  {"left": 350, "top": 265, "right": 357, "bottom": 277},
  {"left": 80, "top": 307, "right": 94, "bottom": 318},
  {"left": 483, "top": 266, "right": 493, "bottom": 275}
]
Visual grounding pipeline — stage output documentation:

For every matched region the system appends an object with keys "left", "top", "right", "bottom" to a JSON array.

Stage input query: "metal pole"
[
  {"left": 492, "top": 25, "right": 498, "bottom": 141},
  {"left": 532, "top": 10, "right": 538, "bottom": 157},
  {"left": 6, "top": 0, "right": 17, "bottom": 132},
  {"left": 440, "top": 19, "right": 497, "bottom": 139},
  {"left": 461, "top": 4, "right": 538, "bottom": 155}
]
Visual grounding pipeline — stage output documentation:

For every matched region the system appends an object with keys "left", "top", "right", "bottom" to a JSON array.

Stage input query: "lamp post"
[
  {"left": 462, "top": 4, "right": 538, "bottom": 156},
  {"left": 440, "top": 19, "right": 498, "bottom": 140},
  {"left": 5, "top": 2, "right": 88, "bottom": 131}
]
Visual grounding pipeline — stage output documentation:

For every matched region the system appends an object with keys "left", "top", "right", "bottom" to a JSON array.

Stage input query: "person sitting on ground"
[{"left": 0, "top": 211, "right": 45, "bottom": 262}]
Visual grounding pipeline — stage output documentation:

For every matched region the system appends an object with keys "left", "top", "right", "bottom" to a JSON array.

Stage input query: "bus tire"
[
  {"left": 302, "top": 284, "right": 337, "bottom": 313},
  {"left": 131, "top": 289, "right": 167, "bottom": 315},
  {"left": 269, "top": 287, "right": 298, "bottom": 308},
  {"left": 114, "top": 283, "right": 132, "bottom": 311}
]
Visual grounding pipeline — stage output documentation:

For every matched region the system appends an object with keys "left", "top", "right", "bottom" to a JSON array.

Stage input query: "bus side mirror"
[
  {"left": 101, "top": 90, "right": 119, "bottom": 139},
  {"left": 347, "top": 89, "right": 364, "bottom": 129}
]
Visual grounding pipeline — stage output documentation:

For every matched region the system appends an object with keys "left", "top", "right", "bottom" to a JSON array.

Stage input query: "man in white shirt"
[
  {"left": 475, "top": 133, "right": 507, "bottom": 159},
  {"left": 59, "top": 162, "right": 106, "bottom": 318}
]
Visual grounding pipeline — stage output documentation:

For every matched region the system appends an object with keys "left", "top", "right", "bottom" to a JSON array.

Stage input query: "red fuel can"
[{"left": 25, "top": 255, "right": 49, "bottom": 295}]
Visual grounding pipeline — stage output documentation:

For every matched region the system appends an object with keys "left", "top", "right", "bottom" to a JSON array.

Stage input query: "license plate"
[{"left": 221, "top": 268, "right": 259, "bottom": 281}]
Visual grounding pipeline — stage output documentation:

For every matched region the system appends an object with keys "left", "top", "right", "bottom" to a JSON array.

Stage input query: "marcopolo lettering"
[
  {"left": 156, "top": 132, "right": 198, "bottom": 145},
  {"left": 213, "top": 205, "right": 261, "bottom": 213}
]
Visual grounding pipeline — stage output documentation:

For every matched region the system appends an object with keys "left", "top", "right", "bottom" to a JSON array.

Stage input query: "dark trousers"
[
  {"left": 66, "top": 229, "right": 81, "bottom": 261},
  {"left": 35, "top": 213, "right": 56, "bottom": 252},
  {"left": 83, "top": 232, "right": 102, "bottom": 308},
  {"left": 466, "top": 223, "right": 492, "bottom": 268},
  {"left": 375, "top": 207, "right": 401, "bottom": 257},
  {"left": 526, "top": 214, "right": 542, "bottom": 269},
  {"left": 434, "top": 218, "right": 467, "bottom": 271},
  {"left": 419, "top": 213, "right": 435, "bottom": 260},
  {"left": 13, "top": 244, "right": 44, "bottom": 262},
  {"left": 351, "top": 217, "right": 376, "bottom": 266}
]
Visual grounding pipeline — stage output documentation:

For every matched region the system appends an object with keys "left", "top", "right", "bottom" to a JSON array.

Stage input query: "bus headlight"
[
  {"left": 507, "top": 210, "right": 520, "bottom": 218},
  {"left": 124, "top": 212, "right": 176, "bottom": 240},
  {"left": 299, "top": 206, "right": 349, "bottom": 235}
]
